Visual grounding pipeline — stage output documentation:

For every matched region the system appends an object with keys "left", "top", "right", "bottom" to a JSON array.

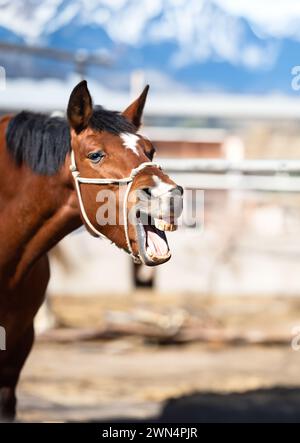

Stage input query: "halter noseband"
[{"left": 69, "top": 150, "right": 161, "bottom": 264}]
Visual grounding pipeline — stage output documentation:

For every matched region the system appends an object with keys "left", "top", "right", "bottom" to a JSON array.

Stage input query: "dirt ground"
[{"left": 16, "top": 293, "right": 300, "bottom": 422}]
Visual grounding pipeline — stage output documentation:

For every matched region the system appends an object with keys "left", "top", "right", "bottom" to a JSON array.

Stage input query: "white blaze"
[{"left": 121, "top": 133, "right": 140, "bottom": 156}]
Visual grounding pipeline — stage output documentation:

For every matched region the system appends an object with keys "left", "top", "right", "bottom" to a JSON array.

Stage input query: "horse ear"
[
  {"left": 122, "top": 85, "right": 149, "bottom": 129},
  {"left": 67, "top": 80, "right": 93, "bottom": 134}
]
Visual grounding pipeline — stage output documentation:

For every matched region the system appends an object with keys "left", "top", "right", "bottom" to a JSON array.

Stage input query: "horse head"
[{"left": 67, "top": 80, "right": 183, "bottom": 266}]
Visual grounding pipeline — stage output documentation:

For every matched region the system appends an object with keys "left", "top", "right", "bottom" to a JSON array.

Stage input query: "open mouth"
[{"left": 135, "top": 211, "right": 177, "bottom": 266}]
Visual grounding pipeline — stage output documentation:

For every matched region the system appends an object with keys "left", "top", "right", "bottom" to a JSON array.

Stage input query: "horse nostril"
[
  {"left": 142, "top": 187, "right": 152, "bottom": 197},
  {"left": 169, "top": 185, "right": 183, "bottom": 196},
  {"left": 176, "top": 185, "right": 184, "bottom": 196}
]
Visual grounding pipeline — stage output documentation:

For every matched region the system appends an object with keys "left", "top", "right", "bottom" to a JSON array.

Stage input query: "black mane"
[
  {"left": 6, "top": 107, "right": 136, "bottom": 175},
  {"left": 90, "top": 106, "right": 136, "bottom": 135}
]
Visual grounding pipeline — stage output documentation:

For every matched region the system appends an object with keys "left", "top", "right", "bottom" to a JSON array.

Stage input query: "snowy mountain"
[{"left": 0, "top": 0, "right": 299, "bottom": 94}]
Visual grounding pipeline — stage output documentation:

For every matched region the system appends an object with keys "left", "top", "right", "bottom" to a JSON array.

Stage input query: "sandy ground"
[{"left": 16, "top": 294, "right": 300, "bottom": 422}]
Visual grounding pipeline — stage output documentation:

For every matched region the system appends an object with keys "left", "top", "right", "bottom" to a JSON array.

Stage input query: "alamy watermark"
[
  {"left": 0, "top": 66, "right": 6, "bottom": 91},
  {"left": 0, "top": 326, "right": 6, "bottom": 351},
  {"left": 291, "top": 325, "right": 300, "bottom": 351},
  {"left": 291, "top": 66, "right": 300, "bottom": 91},
  {"left": 93, "top": 187, "right": 204, "bottom": 231}
]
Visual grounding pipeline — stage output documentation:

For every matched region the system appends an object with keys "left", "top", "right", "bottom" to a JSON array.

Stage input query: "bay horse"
[{"left": 0, "top": 80, "right": 183, "bottom": 420}]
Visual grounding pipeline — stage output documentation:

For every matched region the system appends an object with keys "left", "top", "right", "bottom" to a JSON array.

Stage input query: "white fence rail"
[
  {"left": 159, "top": 158, "right": 300, "bottom": 174},
  {"left": 159, "top": 158, "right": 300, "bottom": 192}
]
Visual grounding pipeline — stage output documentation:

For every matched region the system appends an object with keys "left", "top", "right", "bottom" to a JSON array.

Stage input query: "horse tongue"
[{"left": 146, "top": 228, "right": 168, "bottom": 256}]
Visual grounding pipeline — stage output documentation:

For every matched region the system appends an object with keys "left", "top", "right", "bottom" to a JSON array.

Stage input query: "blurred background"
[{"left": 2, "top": 0, "right": 300, "bottom": 422}]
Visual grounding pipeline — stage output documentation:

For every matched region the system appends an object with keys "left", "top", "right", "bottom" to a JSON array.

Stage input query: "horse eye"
[
  {"left": 146, "top": 147, "right": 156, "bottom": 160},
  {"left": 88, "top": 151, "right": 105, "bottom": 164}
]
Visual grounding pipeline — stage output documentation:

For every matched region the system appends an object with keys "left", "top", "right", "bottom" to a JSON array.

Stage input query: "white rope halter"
[{"left": 69, "top": 150, "right": 161, "bottom": 263}]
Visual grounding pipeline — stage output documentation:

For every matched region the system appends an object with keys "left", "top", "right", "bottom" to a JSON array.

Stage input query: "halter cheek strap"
[{"left": 69, "top": 150, "right": 161, "bottom": 263}]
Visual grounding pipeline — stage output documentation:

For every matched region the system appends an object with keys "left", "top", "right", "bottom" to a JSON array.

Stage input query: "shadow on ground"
[
  {"left": 103, "top": 387, "right": 300, "bottom": 423},
  {"left": 19, "top": 386, "right": 300, "bottom": 423}
]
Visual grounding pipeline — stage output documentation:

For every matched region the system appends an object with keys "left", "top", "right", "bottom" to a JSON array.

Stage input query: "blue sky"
[{"left": 0, "top": 0, "right": 300, "bottom": 94}]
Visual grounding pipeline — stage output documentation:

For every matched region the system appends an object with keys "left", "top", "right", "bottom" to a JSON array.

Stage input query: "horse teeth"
[
  {"left": 146, "top": 247, "right": 153, "bottom": 257},
  {"left": 154, "top": 218, "right": 176, "bottom": 232},
  {"left": 154, "top": 218, "right": 164, "bottom": 230}
]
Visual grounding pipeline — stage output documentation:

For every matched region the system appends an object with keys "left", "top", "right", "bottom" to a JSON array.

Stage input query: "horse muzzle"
[{"left": 134, "top": 185, "right": 183, "bottom": 266}]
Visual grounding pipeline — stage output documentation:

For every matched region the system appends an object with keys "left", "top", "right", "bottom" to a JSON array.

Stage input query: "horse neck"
[{"left": 0, "top": 125, "right": 81, "bottom": 288}]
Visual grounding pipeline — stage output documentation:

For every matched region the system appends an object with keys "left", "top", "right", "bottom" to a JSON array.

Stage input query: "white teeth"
[
  {"left": 146, "top": 247, "right": 153, "bottom": 257},
  {"left": 154, "top": 218, "right": 177, "bottom": 232},
  {"left": 154, "top": 218, "right": 164, "bottom": 230}
]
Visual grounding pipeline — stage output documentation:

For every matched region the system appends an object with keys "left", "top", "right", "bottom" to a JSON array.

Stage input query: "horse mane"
[{"left": 6, "top": 107, "right": 136, "bottom": 175}]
